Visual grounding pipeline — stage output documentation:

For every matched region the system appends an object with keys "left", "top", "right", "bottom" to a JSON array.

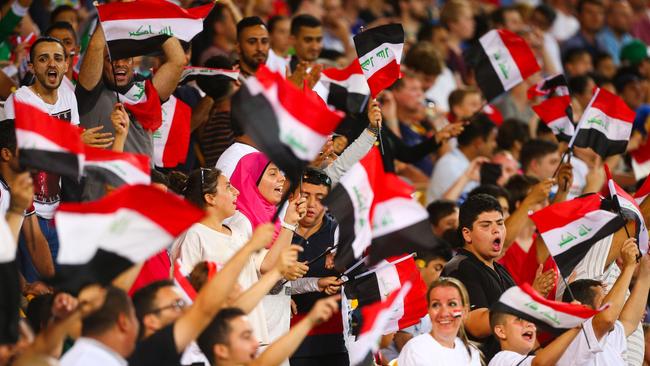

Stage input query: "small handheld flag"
[{"left": 353, "top": 24, "right": 404, "bottom": 98}]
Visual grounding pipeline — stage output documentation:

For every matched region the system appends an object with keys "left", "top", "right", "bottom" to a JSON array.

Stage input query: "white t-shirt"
[
  {"left": 215, "top": 142, "right": 258, "bottom": 179},
  {"left": 557, "top": 318, "right": 627, "bottom": 366},
  {"left": 3, "top": 86, "right": 80, "bottom": 219},
  {"left": 397, "top": 334, "right": 482, "bottom": 366},
  {"left": 266, "top": 49, "right": 289, "bottom": 76},
  {"left": 489, "top": 350, "right": 534, "bottom": 366},
  {"left": 426, "top": 148, "right": 475, "bottom": 204},
  {"left": 425, "top": 67, "right": 457, "bottom": 113},
  {"left": 170, "top": 221, "right": 269, "bottom": 345},
  {"left": 60, "top": 337, "right": 127, "bottom": 366}
]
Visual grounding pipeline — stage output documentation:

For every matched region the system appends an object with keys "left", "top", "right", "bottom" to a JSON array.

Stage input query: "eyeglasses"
[
  {"left": 149, "top": 298, "right": 187, "bottom": 314},
  {"left": 302, "top": 169, "right": 332, "bottom": 187}
]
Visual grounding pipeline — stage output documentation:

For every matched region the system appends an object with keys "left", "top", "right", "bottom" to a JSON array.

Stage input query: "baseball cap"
[{"left": 620, "top": 39, "right": 650, "bottom": 66}]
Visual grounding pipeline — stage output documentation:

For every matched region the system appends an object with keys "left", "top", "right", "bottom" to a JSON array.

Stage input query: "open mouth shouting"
[
  {"left": 492, "top": 236, "right": 502, "bottom": 253},
  {"left": 113, "top": 68, "right": 129, "bottom": 83},
  {"left": 521, "top": 329, "right": 535, "bottom": 343},
  {"left": 46, "top": 69, "right": 59, "bottom": 84}
]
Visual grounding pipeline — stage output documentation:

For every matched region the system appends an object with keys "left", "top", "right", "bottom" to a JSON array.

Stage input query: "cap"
[{"left": 620, "top": 39, "right": 650, "bottom": 66}]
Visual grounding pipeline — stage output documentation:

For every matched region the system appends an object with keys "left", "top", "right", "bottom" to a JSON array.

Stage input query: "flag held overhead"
[{"left": 353, "top": 24, "right": 404, "bottom": 98}]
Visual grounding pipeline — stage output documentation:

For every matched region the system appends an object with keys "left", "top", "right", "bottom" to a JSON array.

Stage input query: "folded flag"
[
  {"left": 527, "top": 74, "right": 570, "bottom": 100},
  {"left": 492, "top": 283, "right": 606, "bottom": 332},
  {"left": 96, "top": 0, "right": 213, "bottom": 59},
  {"left": 469, "top": 29, "right": 540, "bottom": 102},
  {"left": 602, "top": 164, "right": 649, "bottom": 254},
  {"left": 153, "top": 95, "right": 191, "bottom": 168},
  {"left": 319, "top": 59, "right": 371, "bottom": 113},
  {"left": 13, "top": 100, "right": 84, "bottom": 179},
  {"left": 532, "top": 96, "right": 574, "bottom": 142},
  {"left": 52, "top": 184, "right": 205, "bottom": 292},
  {"left": 179, "top": 66, "right": 239, "bottom": 84},
  {"left": 84, "top": 146, "right": 151, "bottom": 187},
  {"left": 345, "top": 281, "right": 413, "bottom": 366},
  {"left": 0, "top": 215, "right": 19, "bottom": 344},
  {"left": 353, "top": 24, "right": 404, "bottom": 98},
  {"left": 120, "top": 79, "right": 163, "bottom": 132},
  {"left": 569, "top": 88, "right": 634, "bottom": 158},
  {"left": 325, "top": 148, "right": 442, "bottom": 269},
  {"left": 232, "top": 65, "right": 343, "bottom": 181},
  {"left": 630, "top": 139, "right": 650, "bottom": 181},
  {"left": 529, "top": 194, "right": 624, "bottom": 277}
]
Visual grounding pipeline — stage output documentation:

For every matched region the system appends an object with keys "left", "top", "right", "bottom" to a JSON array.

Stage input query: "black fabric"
[
  {"left": 352, "top": 24, "right": 404, "bottom": 57},
  {"left": 442, "top": 248, "right": 515, "bottom": 361},
  {"left": 128, "top": 323, "right": 181, "bottom": 366},
  {"left": 0, "top": 260, "right": 20, "bottom": 344},
  {"left": 381, "top": 124, "right": 440, "bottom": 173},
  {"left": 323, "top": 185, "right": 358, "bottom": 273},
  {"left": 50, "top": 249, "right": 133, "bottom": 294},
  {"left": 465, "top": 41, "right": 506, "bottom": 103},
  {"left": 290, "top": 351, "right": 350, "bottom": 366}
]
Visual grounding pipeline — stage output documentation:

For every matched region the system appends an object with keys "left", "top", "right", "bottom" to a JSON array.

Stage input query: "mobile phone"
[{"left": 480, "top": 163, "right": 502, "bottom": 186}]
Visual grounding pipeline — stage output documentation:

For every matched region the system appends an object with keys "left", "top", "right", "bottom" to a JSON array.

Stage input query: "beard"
[
  {"left": 35, "top": 72, "right": 62, "bottom": 91},
  {"left": 241, "top": 53, "right": 267, "bottom": 72}
]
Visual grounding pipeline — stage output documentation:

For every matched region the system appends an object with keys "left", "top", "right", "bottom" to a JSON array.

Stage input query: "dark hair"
[
  {"left": 302, "top": 167, "right": 332, "bottom": 191},
  {"left": 168, "top": 171, "right": 190, "bottom": 195},
  {"left": 536, "top": 119, "right": 554, "bottom": 137},
  {"left": 197, "top": 55, "right": 235, "bottom": 101},
  {"left": 132, "top": 280, "right": 174, "bottom": 339},
  {"left": 267, "top": 15, "right": 288, "bottom": 33},
  {"left": 520, "top": 139, "right": 559, "bottom": 172},
  {"left": 82, "top": 286, "right": 133, "bottom": 337},
  {"left": 469, "top": 184, "right": 511, "bottom": 203},
  {"left": 457, "top": 115, "right": 496, "bottom": 147},
  {"left": 426, "top": 200, "right": 458, "bottom": 227},
  {"left": 198, "top": 307, "right": 248, "bottom": 365},
  {"left": 189, "top": 261, "right": 211, "bottom": 292},
  {"left": 613, "top": 70, "right": 641, "bottom": 93},
  {"left": 290, "top": 14, "right": 321, "bottom": 36},
  {"left": 577, "top": 0, "right": 604, "bottom": 13},
  {"left": 0, "top": 119, "right": 17, "bottom": 152},
  {"left": 182, "top": 168, "right": 222, "bottom": 209},
  {"left": 534, "top": 4, "right": 557, "bottom": 25},
  {"left": 403, "top": 42, "right": 443, "bottom": 77},
  {"left": 237, "top": 16, "right": 266, "bottom": 40},
  {"left": 193, "top": 3, "right": 228, "bottom": 64},
  {"left": 150, "top": 169, "right": 170, "bottom": 187},
  {"left": 45, "top": 21, "right": 78, "bottom": 45},
  {"left": 504, "top": 175, "right": 539, "bottom": 214},
  {"left": 562, "top": 279, "right": 603, "bottom": 305},
  {"left": 458, "top": 194, "right": 503, "bottom": 233},
  {"left": 489, "top": 309, "right": 510, "bottom": 333},
  {"left": 562, "top": 48, "right": 590, "bottom": 68},
  {"left": 448, "top": 87, "right": 481, "bottom": 110},
  {"left": 418, "top": 246, "right": 454, "bottom": 263},
  {"left": 50, "top": 4, "right": 77, "bottom": 24},
  {"left": 568, "top": 74, "right": 594, "bottom": 95},
  {"left": 417, "top": 23, "right": 446, "bottom": 42},
  {"left": 30, "top": 36, "right": 68, "bottom": 62},
  {"left": 491, "top": 6, "right": 519, "bottom": 27},
  {"left": 497, "top": 118, "right": 529, "bottom": 151},
  {"left": 26, "top": 294, "right": 54, "bottom": 334}
]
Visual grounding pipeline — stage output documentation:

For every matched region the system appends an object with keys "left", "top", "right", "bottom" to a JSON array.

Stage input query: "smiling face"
[
  {"left": 462, "top": 210, "right": 506, "bottom": 261},
  {"left": 30, "top": 41, "right": 68, "bottom": 91},
  {"left": 428, "top": 285, "right": 466, "bottom": 344},
  {"left": 257, "top": 163, "right": 286, "bottom": 205},
  {"left": 494, "top": 314, "right": 537, "bottom": 354},
  {"left": 103, "top": 51, "right": 134, "bottom": 88}
]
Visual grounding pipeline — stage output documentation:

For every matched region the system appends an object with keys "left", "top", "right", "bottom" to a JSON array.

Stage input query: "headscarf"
[{"left": 229, "top": 152, "right": 278, "bottom": 231}]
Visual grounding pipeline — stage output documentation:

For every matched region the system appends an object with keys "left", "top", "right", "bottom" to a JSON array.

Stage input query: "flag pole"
[
  {"left": 559, "top": 274, "right": 592, "bottom": 349},
  {"left": 358, "top": 24, "right": 385, "bottom": 156}
]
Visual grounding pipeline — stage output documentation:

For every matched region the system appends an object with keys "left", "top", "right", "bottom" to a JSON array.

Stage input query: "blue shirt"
[
  {"left": 562, "top": 31, "right": 608, "bottom": 59},
  {"left": 596, "top": 27, "right": 634, "bottom": 64}
]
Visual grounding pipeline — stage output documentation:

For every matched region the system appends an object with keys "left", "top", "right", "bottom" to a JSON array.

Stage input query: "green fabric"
[{"left": 0, "top": 9, "right": 22, "bottom": 46}]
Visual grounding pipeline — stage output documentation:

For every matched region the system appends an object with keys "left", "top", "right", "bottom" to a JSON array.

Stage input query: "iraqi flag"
[
  {"left": 353, "top": 24, "right": 404, "bottom": 98},
  {"left": 179, "top": 66, "right": 239, "bottom": 84},
  {"left": 13, "top": 100, "right": 84, "bottom": 179},
  {"left": 532, "top": 96, "right": 574, "bottom": 142},
  {"left": 324, "top": 148, "right": 442, "bottom": 270},
  {"left": 469, "top": 29, "right": 540, "bottom": 102},
  {"left": 344, "top": 280, "right": 414, "bottom": 366},
  {"left": 173, "top": 259, "right": 197, "bottom": 303},
  {"left": 153, "top": 95, "right": 191, "bottom": 168},
  {"left": 492, "top": 283, "right": 606, "bottom": 332},
  {"left": 630, "top": 139, "right": 650, "bottom": 181},
  {"left": 529, "top": 194, "right": 624, "bottom": 277},
  {"left": 231, "top": 65, "right": 344, "bottom": 181},
  {"left": 0, "top": 216, "right": 20, "bottom": 344},
  {"left": 635, "top": 176, "right": 650, "bottom": 204},
  {"left": 319, "top": 59, "right": 371, "bottom": 114},
  {"left": 120, "top": 79, "right": 163, "bottom": 132},
  {"left": 96, "top": 0, "right": 213, "bottom": 60},
  {"left": 569, "top": 88, "right": 634, "bottom": 158},
  {"left": 52, "top": 184, "right": 204, "bottom": 292},
  {"left": 84, "top": 146, "right": 151, "bottom": 187},
  {"left": 602, "top": 165, "right": 649, "bottom": 254},
  {"left": 527, "top": 74, "right": 570, "bottom": 100}
]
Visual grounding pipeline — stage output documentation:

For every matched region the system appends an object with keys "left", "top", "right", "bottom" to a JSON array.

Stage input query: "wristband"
[
  {"left": 281, "top": 221, "right": 297, "bottom": 232},
  {"left": 366, "top": 126, "right": 380, "bottom": 136}
]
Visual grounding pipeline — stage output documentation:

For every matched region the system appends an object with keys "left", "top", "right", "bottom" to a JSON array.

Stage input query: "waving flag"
[
  {"left": 319, "top": 59, "right": 371, "bottom": 113},
  {"left": 602, "top": 165, "right": 649, "bottom": 254},
  {"left": 232, "top": 65, "right": 343, "bottom": 181},
  {"left": 353, "top": 24, "right": 404, "bottom": 97},
  {"left": 493, "top": 283, "right": 606, "bottom": 332},
  {"left": 84, "top": 147, "right": 151, "bottom": 187},
  {"left": 631, "top": 140, "right": 650, "bottom": 181},
  {"left": 635, "top": 176, "right": 650, "bottom": 204},
  {"left": 530, "top": 194, "right": 624, "bottom": 277},
  {"left": 14, "top": 100, "right": 84, "bottom": 179},
  {"left": 0, "top": 216, "right": 19, "bottom": 344},
  {"left": 96, "top": 0, "right": 214, "bottom": 59},
  {"left": 569, "top": 88, "right": 634, "bottom": 158},
  {"left": 52, "top": 184, "right": 204, "bottom": 292},
  {"left": 527, "top": 74, "right": 570, "bottom": 99},
  {"left": 153, "top": 95, "right": 191, "bottom": 168},
  {"left": 469, "top": 29, "right": 540, "bottom": 102},
  {"left": 325, "top": 148, "right": 442, "bottom": 269},
  {"left": 120, "top": 79, "right": 163, "bottom": 132},
  {"left": 532, "top": 96, "right": 574, "bottom": 142},
  {"left": 179, "top": 66, "right": 239, "bottom": 84}
]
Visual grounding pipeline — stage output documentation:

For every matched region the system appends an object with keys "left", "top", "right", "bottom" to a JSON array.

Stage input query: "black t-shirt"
[
  {"left": 442, "top": 248, "right": 515, "bottom": 361},
  {"left": 128, "top": 323, "right": 181, "bottom": 366}
]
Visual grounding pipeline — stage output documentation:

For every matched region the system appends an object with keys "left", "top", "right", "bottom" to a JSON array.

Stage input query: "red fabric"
[
  {"left": 128, "top": 250, "right": 171, "bottom": 296},
  {"left": 161, "top": 97, "right": 191, "bottom": 167},
  {"left": 500, "top": 235, "right": 558, "bottom": 299},
  {"left": 123, "top": 80, "right": 163, "bottom": 131},
  {"left": 290, "top": 311, "right": 343, "bottom": 336}
]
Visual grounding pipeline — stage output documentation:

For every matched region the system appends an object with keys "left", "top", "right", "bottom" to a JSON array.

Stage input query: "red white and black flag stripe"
[
  {"left": 569, "top": 88, "right": 634, "bottom": 158},
  {"left": 96, "top": 0, "right": 213, "bottom": 60},
  {"left": 493, "top": 283, "right": 606, "bottom": 332},
  {"left": 84, "top": 146, "right": 151, "bottom": 188},
  {"left": 527, "top": 74, "right": 570, "bottom": 99},
  {"left": 319, "top": 59, "right": 371, "bottom": 114},
  {"left": 532, "top": 96, "right": 574, "bottom": 142},
  {"left": 469, "top": 29, "right": 540, "bottom": 102},
  {"left": 120, "top": 79, "right": 163, "bottom": 132},
  {"left": 635, "top": 175, "right": 650, "bottom": 204},
  {"left": 153, "top": 95, "right": 191, "bottom": 168},
  {"left": 179, "top": 66, "right": 239, "bottom": 84},
  {"left": 529, "top": 194, "right": 624, "bottom": 277},
  {"left": 232, "top": 65, "right": 343, "bottom": 180},
  {"left": 630, "top": 139, "right": 650, "bottom": 181},
  {"left": 353, "top": 24, "right": 404, "bottom": 98},
  {"left": 324, "top": 148, "right": 442, "bottom": 270},
  {"left": 13, "top": 100, "right": 84, "bottom": 179},
  {"left": 52, "top": 184, "right": 204, "bottom": 292}
]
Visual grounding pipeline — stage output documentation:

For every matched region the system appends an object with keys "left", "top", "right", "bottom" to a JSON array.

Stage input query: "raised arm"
[
  {"left": 531, "top": 327, "right": 581, "bottom": 366},
  {"left": 5, "top": 172, "right": 32, "bottom": 240},
  {"left": 78, "top": 25, "right": 105, "bottom": 91},
  {"left": 260, "top": 195, "right": 306, "bottom": 274},
  {"left": 619, "top": 253, "right": 650, "bottom": 336},
  {"left": 173, "top": 224, "right": 275, "bottom": 352},
  {"left": 502, "top": 179, "right": 553, "bottom": 252},
  {"left": 152, "top": 37, "right": 185, "bottom": 101}
]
